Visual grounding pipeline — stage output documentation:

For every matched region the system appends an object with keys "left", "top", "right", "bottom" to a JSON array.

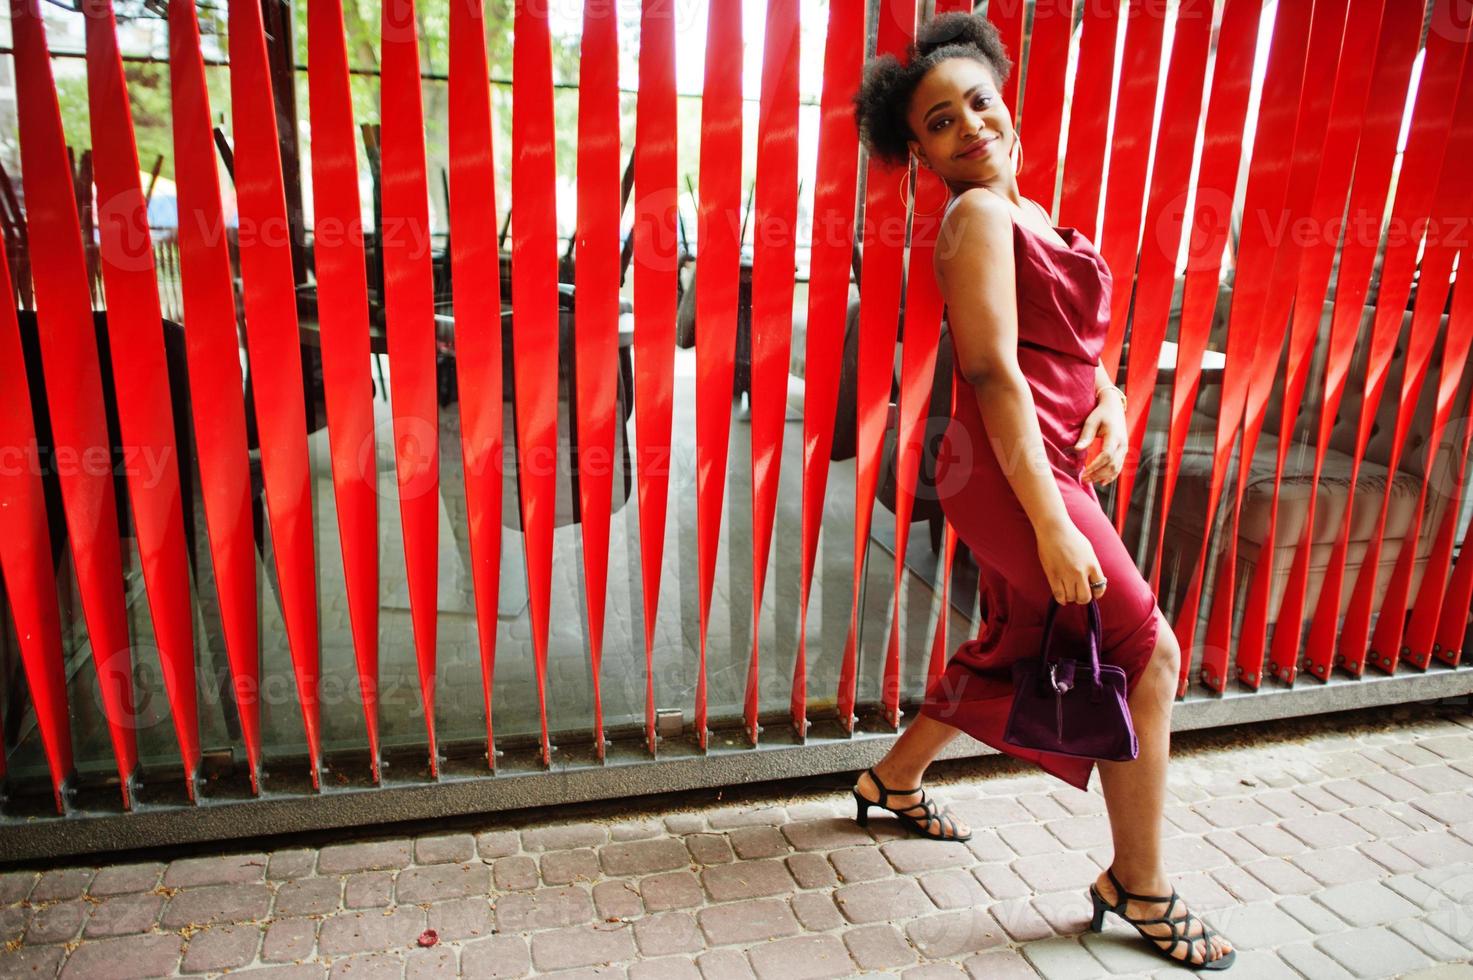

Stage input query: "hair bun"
[{"left": 912, "top": 11, "right": 1004, "bottom": 64}]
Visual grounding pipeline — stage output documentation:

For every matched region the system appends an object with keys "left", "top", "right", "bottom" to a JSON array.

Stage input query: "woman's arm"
[{"left": 936, "top": 191, "right": 1072, "bottom": 536}]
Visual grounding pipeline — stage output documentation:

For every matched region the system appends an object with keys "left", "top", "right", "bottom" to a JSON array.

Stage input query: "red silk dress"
[{"left": 918, "top": 195, "right": 1162, "bottom": 792}]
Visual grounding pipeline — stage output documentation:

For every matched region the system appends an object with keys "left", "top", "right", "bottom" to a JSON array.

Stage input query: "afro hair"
[{"left": 853, "top": 11, "right": 1014, "bottom": 169}]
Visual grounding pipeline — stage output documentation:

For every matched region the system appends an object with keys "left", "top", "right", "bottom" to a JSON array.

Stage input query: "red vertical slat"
[
  {"left": 381, "top": 0, "right": 443, "bottom": 774},
  {"left": 167, "top": 0, "right": 262, "bottom": 790},
  {"left": 1144, "top": 0, "right": 1261, "bottom": 646},
  {"left": 228, "top": 0, "right": 323, "bottom": 784},
  {"left": 837, "top": 0, "right": 913, "bottom": 737},
  {"left": 1266, "top": 0, "right": 1437, "bottom": 685},
  {"left": 0, "top": 238, "right": 73, "bottom": 813},
  {"left": 1199, "top": 0, "right": 1355, "bottom": 692},
  {"left": 1356, "top": 50, "right": 1473, "bottom": 674},
  {"left": 1110, "top": 0, "right": 1214, "bottom": 534},
  {"left": 573, "top": 0, "right": 621, "bottom": 759},
  {"left": 1302, "top": 8, "right": 1466, "bottom": 681},
  {"left": 986, "top": 0, "right": 1025, "bottom": 116},
  {"left": 877, "top": 0, "right": 970, "bottom": 730},
  {"left": 1231, "top": 0, "right": 1414, "bottom": 689},
  {"left": 1012, "top": 0, "right": 1068, "bottom": 208},
  {"left": 631, "top": 0, "right": 679, "bottom": 754},
  {"left": 1168, "top": 0, "right": 1314, "bottom": 690},
  {"left": 308, "top": 0, "right": 382, "bottom": 779},
  {"left": 745, "top": 0, "right": 801, "bottom": 745},
  {"left": 693, "top": 0, "right": 743, "bottom": 751},
  {"left": 793, "top": 0, "right": 864, "bottom": 741},
  {"left": 512, "top": 0, "right": 561, "bottom": 766},
  {"left": 1058, "top": 2, "right": 1120, "bottom": 228},
  {"left": 448, "top": 0, "right": 507, "bottom": 766},
  {"left": 1096, "top": 0, "right": 1167, "bottom": 379},
  {"left": 84, "top": 0, "right": 201, "bottom": 798},
  {"left": 11, "top": 0, "right": 139, "bottom": 808}
]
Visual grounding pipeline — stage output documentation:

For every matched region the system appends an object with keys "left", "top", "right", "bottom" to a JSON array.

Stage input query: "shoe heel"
[
  {"left": 1088, "top": 888, "right": 1107, "bottom": 932},
  {"left": 851, "top": 790, "right": 870, "bottom": 827}
]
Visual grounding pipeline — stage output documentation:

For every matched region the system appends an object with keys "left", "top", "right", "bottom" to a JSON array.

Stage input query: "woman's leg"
[
  {"left": 853, "top": 714, "right": 971, "bottom": 837},
  {"left": 1094, "top": 605, "right": 1233, "bottom": 963}
]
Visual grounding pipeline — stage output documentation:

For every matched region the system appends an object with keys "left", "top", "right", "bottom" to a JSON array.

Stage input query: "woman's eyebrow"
[{"left": 923, "top": 84, "right": 983, "bottom": 121}]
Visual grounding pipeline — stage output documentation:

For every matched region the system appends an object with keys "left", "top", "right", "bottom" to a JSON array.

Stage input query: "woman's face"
[{"left": 905, "top": 56, "right": 1013, "bottom": 185}]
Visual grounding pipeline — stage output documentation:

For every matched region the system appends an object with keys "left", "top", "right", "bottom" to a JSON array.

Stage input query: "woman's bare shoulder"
[{"left": 936, "top": 187, "right": 1014, "bottom": 275}]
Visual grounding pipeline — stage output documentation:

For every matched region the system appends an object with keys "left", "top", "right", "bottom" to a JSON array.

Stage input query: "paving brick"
[
  {"left": 831, "top": 875, "right": 933, "bottom": 925},
  {"left": 522, "top": 823, "right": 608, "bottom": 852},
  {"left": 789, "top": 891, "right": 844, "bottom": 932},
  {"left": 686, "top": 834, "right": 737, "bottom": 865},
  {"left": 267, "top": 849, "right": 317, "bottom": 880},
  {"left": 1079, "top": 927, "right": 1179, "bottom": 973},
  {"left": 960, "top": 947, "right": 1040, "bottom": 980},
  {"left": 632, "top": 910, "right": 702, "bottom": 956},
  {"left": 528, "top": 922, "right": 635, "bottom": 971},
  {"left": 1315, "top": 926, "right": 1432, "bottom": 977},
  {"left": 82, "top": 891, "right": 163, "bottom": 939},
  {"left": 1281, "top": 812, "right": 1377, "bottom": 849},
  {"left": 902, "top": 964, "right": 970, "bottom": 979},
  {"left": 963, "top": 829, "right": 1015, "bottom": 864},
  {"left": 1411, "top": 791, "right": 1473, "bottom": 826},
  {"left": 459, "top": 934, "right": 531, "bottom": 978},
  {"left": 784, "top": 853, "right": 836, "bottom": 890},
  {"left": 1193, "top": 795, "right": 1279, "bottom": 828},
  {"left": 1017, "top": 792, "right": 1070, "bottom": 821},
  {"left": 414, "top": 833, "right": 476, "bottom": 865},
  {"left": 1291, "top": 846, "right": 1388, "bottom": 886},
  {"left": 1205, "top": 898, "right": 1312, "bottom": 949},
  {"left": 405, "top": 945, "right": 459, "bottom": 980},
  {"left": 327, "top": 950, "right": 404, "bottom": 980},
  {"left": 698, "top": 897, "right": 800, "bottom": 945},
  {"left": 696, "top": 947, "right": 757, "bottom": 980},
  {"left": 344, "top": 871, "right": 394, "bottom": 909},
  {"left": 59, "top": 933, "right": 183, "bottom": 979},
  {"left": 164, "top": 852, "right": 267, "bottom": 887},
  {"left": 541, "top": 847, "right": 601, "bottom": 885},
  {"left": 162, "top": 883, "right": 271, "bottom": 928},
  {"left": 1044, "top": 814, "right": 1112, "bottom": 851},
  {"left": 747, "top": 934, "right": 852, "bottom": 979},
  {"left": 592, "top": 879, "right": 644, "bottom": 919},
  {"left": 700, "top": 859, "right": 794, "bottom": 902},
  {"left": 1020, "top": 935, "right": 1109, "bottom": 979},
  {"left": 0, "top": 907, "right": 25, "bottom": 945},
  {"left": 1238, "top": 824, "right": 1310, "bottom": 857},
  {"left": 1393, "top": 831, "right": 1473, "bottom": 869},
  {"left": 988, "top": 897, "right": 1054, "bottom": 942},
  {"left": 917, "top": 868, "right": 989, "bottom": 910},
  {"left": 707, "top": 806, "right": 786, "bottom": 830},
  {"left": 601, "top": 838, "right": 690, "bottom": 876},
  {"left": 0, "top": 946, "right": 63, "bottom": 978},
  {"left": 31, "top": 869, "right": 94, "bottom": 903},
  {"left": 664, "top": 814, "right": 706, "bottom": 835},
  {"left": 492, "top": 855, "right": 539, "bottom": 891},
  {"left": 1279, "top": 893, "right": 1353, "bottom": 934},
  {"left": 1359, "top": 839, "right": 1425, "bottom": 874},
  {"left": 629, "top": 956, "right": 702, "bottom": 980},
  {"left": 262, "top": 916, "right": 317, "bottom": 962},
  {"left": 610, "top": 818, "right": 664, "bottom": 841},
  {"left": 88, "top": 862, "right": 163, "bottom": 897},
  {"left": 426, "top": 896, "right": 494, "bottom": 940},
  {"left": 275, "top": 876, "right": 342, "bottom": 916},
  {"left": 1028, "top": 889, "right": 1090, "bottom": 935},
  {"left": 779, "top": 819, "right": 872, "bottom": 852},
  {"left": 1160, "top": 834, "right": 1233, "bottom": 874},
  {"left": 900, "top": 906, "right": 1005, "bottom": 959},
  {"left": 1011, "top": 851, "right": 1098, "bottom": 894},
  {"left": 727, "top": 827, "right": 787, "bottom": 861},
  {"left": 318, "top": 840, "right": 412, "bottom": 875},
  {"left": 1208, "top": 863, "right": 1277, "bottom": 903},
  {"left": 26, "top": 899, "right": 85, "bottom": 943},
  {"left": 183, "top": 922, "right": 261, "bottom": 973},
  {"left": 475, "top": 830, "right": 521, "bottom": 860},
  {"left": 640, "top": 871, "right": 704, "bottom": 912},
  {"left": 972, "top": 862, "right": 1032, "bottom": 900},
  {"left": 396, "top": 861, "right": 490, "bottom": 903},
  {"left": 0, "top": 872, "right": 36, "bottom": 905},
  {"left": 827, "top": 846, "right": 892, "bottom": 883},
  {"left": 317, "top": 907, "right": 425, "bottom": 956},
  {"left": 1389, "top": 916, "right": 1473, "bottom": 963},
  {"left": 493, "top": 884, "right": 594, "bottom": 932}
]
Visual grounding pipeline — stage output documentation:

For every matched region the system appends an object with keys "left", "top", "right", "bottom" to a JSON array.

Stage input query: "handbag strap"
[{"left": 1041, "top": 598, "right": 1105, "bottom": 687}]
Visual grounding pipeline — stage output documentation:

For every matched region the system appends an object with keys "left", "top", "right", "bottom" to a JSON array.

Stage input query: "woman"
[{"left": 847, "top": 12, "right": 1235, "bottom": 971}]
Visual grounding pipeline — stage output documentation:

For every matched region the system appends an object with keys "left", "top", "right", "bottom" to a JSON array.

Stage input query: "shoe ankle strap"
[{"left": 1107, "top": 866, "right": 1175, "bottom": 904}]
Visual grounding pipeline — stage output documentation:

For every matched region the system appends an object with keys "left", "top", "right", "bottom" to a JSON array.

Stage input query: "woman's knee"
[{"left": 1150, "top": 608, "right": 1181, "bottom": 679}]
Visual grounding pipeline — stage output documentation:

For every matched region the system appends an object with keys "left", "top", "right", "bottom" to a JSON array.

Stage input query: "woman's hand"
[
  {"left": 1036, "top": 517, "right": 1106, "bottom": 604},
  {"left": 1076, "top": 387, "right": 1127, "bottom": 485}
]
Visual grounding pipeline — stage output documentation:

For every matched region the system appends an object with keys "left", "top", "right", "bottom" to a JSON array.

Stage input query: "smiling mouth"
[{"left": 956, "top": 137, "right": 996, "bottom": 160}]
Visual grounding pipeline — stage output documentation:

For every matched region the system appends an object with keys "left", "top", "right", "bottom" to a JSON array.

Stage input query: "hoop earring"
[
  {"left": 1011, "top": 134, "right": 1024, "bottom": 175},
  {"left": 899, "top": 168, "right": 947, "bottom": 216}
]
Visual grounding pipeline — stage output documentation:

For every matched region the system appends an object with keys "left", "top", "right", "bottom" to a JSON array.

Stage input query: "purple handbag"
[{"left": 1002, "top": 597, "right": 1138, "bottom": 762}]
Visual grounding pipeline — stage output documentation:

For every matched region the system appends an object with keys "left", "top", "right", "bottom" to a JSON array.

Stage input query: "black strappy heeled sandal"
[
  {"left": 851, "top": 766, "right": 972, "bottom": 842},
  {"left": 1088, "top": 865, "right": 1236, "bottom": 971}
]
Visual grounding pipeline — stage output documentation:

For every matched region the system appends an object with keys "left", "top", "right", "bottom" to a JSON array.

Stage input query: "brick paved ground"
[{"left": 2, "top": 701, "right": 1472, "bottom": 979}]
